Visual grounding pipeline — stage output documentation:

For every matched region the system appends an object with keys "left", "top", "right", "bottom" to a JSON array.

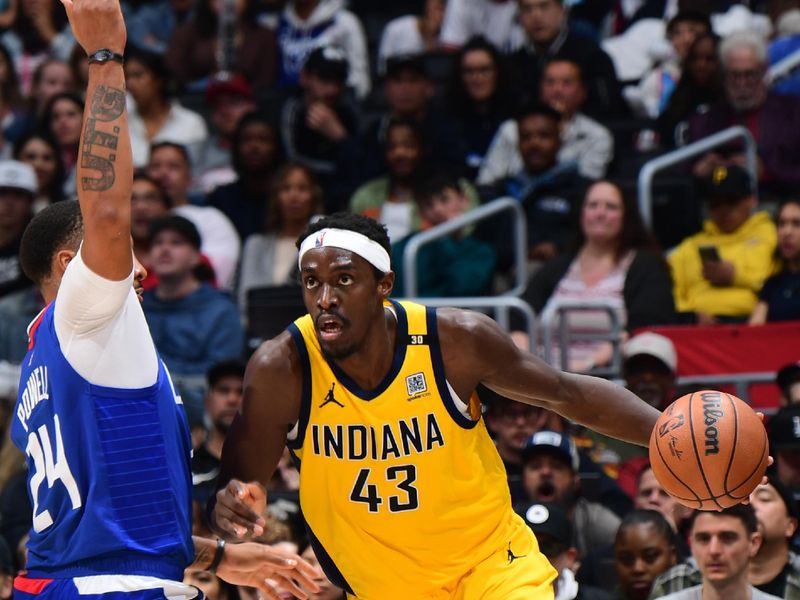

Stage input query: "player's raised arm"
[
  {"left": 62, "top": 0, "right": 132, "bottom": 280},
  {"left": 438, "top": 309, "right": 661, "bottom": 447}
]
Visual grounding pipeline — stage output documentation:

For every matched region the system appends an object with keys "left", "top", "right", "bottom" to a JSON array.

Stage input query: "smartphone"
[{"left": 699, "top": 245, "right": 721, "bottom": 262}]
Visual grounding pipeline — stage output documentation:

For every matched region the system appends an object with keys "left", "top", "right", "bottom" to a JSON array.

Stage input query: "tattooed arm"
[{"left": 61, "top": 0, "right": 132, "bottom": 281}]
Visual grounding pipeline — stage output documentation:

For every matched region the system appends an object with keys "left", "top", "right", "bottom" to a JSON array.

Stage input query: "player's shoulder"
[
  {"left": 247, "top": 330, "right": 301, "bottom": 380},
  {"left": 434, "top": 306, "right": 503, "bottom": 338}
]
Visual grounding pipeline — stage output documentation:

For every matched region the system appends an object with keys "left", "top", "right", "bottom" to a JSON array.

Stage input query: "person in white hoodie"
[{"left": 275, "top": 0, "right": 370, "bottom": 100}]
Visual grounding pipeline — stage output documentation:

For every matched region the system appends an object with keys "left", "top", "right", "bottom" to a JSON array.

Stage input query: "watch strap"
[{"left": 87, "top": 49, "right": 124, "bottom": 65}]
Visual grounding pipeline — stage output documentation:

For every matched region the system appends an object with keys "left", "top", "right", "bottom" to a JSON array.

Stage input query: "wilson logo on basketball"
[{"left": 701, "top": 392, "right": 724, "bottom": 455}]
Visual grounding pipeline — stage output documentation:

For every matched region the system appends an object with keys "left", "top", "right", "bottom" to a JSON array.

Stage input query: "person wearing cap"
[
  {"left": 775, "top": 363, "right": 800, "bottom": 407},
  {"left": 280, "top": 45, "right": 361, "bottom": 214},
  {"left": 522, "top": 430, "right": 621, "bottom": 558},
  {"left": 650, "top": 477, "right": 800, "bottom": 599},
  {"left": 360, "top": 53, "right": 467, "bottom": 181},
  {"left": 511, "top": 0, "right": 626, "bottom": 120},
  {"left": 192, "top": 360, "right": 246, "bottom": 514},
  {"left": 624, "top": 332, "right": 677, "bottom": 411},
  {"left": 768, "top": 406, "right": 800, "bottom": 494},
  {"left": 667, "top": 164, "right": 776, "bottom": 323},
  {"left": 0, "top": 160, "right": 36, "bottom": 299},
  {"left": 517, "top": 502, "right": 612, "bottom": 600},
  {"left": 193, "top": 72, "right": 258, "bottom": 194},
  {"left": 690, "top": 30, "right": 800, "bottom": 194},
  {"left": 275, "top": 0, "right": 370, "bottom": 99},
  {"left": 142, "top": 215, "right": 244, "bottom": 426}
]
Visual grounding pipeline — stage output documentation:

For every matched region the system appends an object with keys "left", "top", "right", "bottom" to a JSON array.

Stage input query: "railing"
[
  {"left": 539, "top": 300, "right": 624, "bottom": 377},
  {"left": 637, "top": 126, "right": 758, "bottom": 228},
  {"left": 416, "top": 296, "right": 538, "bottom": 354},
  {"left": 675, "top": 372, "right": 777, "bottom": 409},
  {"left": 402, "top": 197, "right": 528, "bottom": 297},
  {"left": 768, "top": 47, "right": 800, "bottom": 86}
]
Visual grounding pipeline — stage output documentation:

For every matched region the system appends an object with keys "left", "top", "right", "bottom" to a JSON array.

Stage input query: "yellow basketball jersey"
[{"left": 287, "top": 300, "right": 555, "bottom": 598}]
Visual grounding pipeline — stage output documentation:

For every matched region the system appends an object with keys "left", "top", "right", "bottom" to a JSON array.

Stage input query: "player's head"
[
  {"left": 688, "top": 504, "right": 761, "bottom": 587},
  {"left": 19, "top": 200, "right": 83, "bottom": 290},
  {"left": 521, "top": 430, "right": 580, "bottom": 507},
  {"left": 296, "top": 213, "right": 393, "bottom": 361},
  {"left": 614, "top": 510, "right": 677, "bottom": 600}
]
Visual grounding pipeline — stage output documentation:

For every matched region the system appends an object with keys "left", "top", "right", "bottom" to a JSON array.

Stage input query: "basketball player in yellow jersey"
[{"left": 209, "top": 213, "right": 662, "bottom": 599}]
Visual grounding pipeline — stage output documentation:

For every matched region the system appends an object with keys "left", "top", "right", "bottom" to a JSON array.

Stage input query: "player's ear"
[
  {"left": 54, "top": 248, "right": 77, "bottom": 276},
  {"left": 377, "top": 270, "right": 394, "bottom": 299}
]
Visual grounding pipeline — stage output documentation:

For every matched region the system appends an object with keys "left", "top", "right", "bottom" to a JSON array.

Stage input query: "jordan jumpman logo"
[{"left": 319, "top": 382, "right": 344, "bottom": 408}]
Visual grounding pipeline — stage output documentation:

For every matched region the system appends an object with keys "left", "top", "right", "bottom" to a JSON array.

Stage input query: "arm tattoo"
[{"left": 81, "top": 85, "right": 126, "bottom": 192}]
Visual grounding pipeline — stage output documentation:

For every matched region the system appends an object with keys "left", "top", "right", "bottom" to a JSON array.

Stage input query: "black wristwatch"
[{"left": 87, "top": 49, "right": 124, "bottom": 65}]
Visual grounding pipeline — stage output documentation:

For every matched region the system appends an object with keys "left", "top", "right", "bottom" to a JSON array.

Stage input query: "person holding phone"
[{"left": 668, "top": 165, "right": 777, "bottom": 324}]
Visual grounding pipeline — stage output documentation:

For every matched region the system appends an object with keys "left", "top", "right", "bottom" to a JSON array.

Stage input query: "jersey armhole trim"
[
  {"left": 287, "top": 323, "right": 312, "bottom": 450},
  {"left": 425, "top": 306, "right": 479, "bottom": 430}
]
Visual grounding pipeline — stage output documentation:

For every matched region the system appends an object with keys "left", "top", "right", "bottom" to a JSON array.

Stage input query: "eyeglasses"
[
  {"left": 725, "top": 69, "right": 763, "bottom": 84},
  {"left": 462, "top": 65, "right": 495, "bottom": 77}
]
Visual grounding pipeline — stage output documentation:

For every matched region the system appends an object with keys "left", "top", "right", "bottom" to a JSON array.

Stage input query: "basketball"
[{"left": 649, "top": 390, "right": 768, "bottom": 510}]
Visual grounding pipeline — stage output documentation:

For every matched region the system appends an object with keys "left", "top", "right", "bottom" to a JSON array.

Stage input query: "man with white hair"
[{"left": 689, "top": 29, "right": 800, "bottom": 195}]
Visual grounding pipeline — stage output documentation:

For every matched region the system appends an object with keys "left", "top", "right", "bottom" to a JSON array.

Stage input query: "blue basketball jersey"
[{"left": 11, "top": 303, "right": 194, "bottom": 582}]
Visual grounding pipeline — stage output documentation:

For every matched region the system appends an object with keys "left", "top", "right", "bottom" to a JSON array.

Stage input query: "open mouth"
[{"left": 317, "top": 316, "right": 344, "bottom": 341}]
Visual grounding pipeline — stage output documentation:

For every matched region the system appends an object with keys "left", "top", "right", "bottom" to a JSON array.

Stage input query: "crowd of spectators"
[{"left": 0, "top": 0, "right": 799, "bottom": 598}]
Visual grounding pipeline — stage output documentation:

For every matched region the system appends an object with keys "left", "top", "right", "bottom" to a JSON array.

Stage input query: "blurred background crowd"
[{"left": 0, "top": 0, "right": 798, "bottom": 598}]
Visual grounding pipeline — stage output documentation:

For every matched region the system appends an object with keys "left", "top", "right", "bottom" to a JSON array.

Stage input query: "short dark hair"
[
  {"left": 207, "top": 359, "right": 246, "bottom": 388},
  {"left": 150, "top": 141, "right": 191, "bottom": 167},
  {"left": 297, "top": 213, "right": 392, "bottom": 275},
  {"left": 515, "top": 101, "right": 562, "bottom": 127},
  {"left": 414, "top": 171, "right": 462, "bottom": 206},
  {"left": 688, "top": 503, "right": 758, "bottom": 535},
  {"left": 616, "top": 509, "right": 676, "bottom": 547},
  {"left": 667, "top": 10, "right": 712, "bottom": 37},
  {"left": 19, "top": 200, "right": 83, "bottom": 285}
]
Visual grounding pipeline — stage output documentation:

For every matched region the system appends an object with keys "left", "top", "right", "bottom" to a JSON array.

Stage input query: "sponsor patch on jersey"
[{"left": 406, "top": 373, "right": 427, "bottom": 398}]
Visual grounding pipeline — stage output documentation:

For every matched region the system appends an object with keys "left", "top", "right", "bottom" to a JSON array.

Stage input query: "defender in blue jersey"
[{"left": 9, "top": 1, "right": 319, "bottom": 598}]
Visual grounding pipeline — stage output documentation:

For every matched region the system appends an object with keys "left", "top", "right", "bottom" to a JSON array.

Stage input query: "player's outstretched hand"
[
  {"left": 217, "top": 542, "right": 322, "bottom": 600},
  {"left": 60, "top": 0, "right": 126, "bottom": 55},
  {"left": 214, "top": 479, "right": 268, "bottom": 539}
]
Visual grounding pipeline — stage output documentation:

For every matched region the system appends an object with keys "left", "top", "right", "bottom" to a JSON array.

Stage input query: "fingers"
[
  {"left": 254, "top": 579, "right": 282, "bottom": 600},
  {"left": 265, "top": 572, "right": 310, "bottom": 600}
]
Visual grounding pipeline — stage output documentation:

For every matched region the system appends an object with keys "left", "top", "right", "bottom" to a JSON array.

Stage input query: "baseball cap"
[
  {"left": 699, "top": 165, "right": 754, "bottom": 204},
  {"left": 768, "top": 405, "right": 800, "bottom": 451},
  {"left": 516, "top": 502, "right": 572, "bottom": 551},
  {"left": 205, "top": 71, "right": 254, "bottom": 106},
  {"left": 303, "top": 46, "right": 348, "bottom": 83},
  {"left": 148, "top": 215, "right": 202, "bottom": 249},
  {"left": 385, "top": 54, "right": 429, "bottom": 79},
  {"left": 207, "top": 359, "right": 245, "bottom": 388},
  {"left": 0, "top": 160, "right": 37, "bottom": 196},
  {"left": 522, "top": 430, "right": 580, "bottom": 472},
  {"left": 623, "top": 332, "right": 677, "bottom": 373},
  {"left": 764, "top": 473, "right": 800, "bottom": 522}
]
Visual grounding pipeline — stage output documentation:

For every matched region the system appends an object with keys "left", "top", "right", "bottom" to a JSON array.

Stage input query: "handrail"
[
  {"left": 400, "top": 296, "right": 538, "bottom": 354},
  {"left": 637, "top": 126, "right": 757, "bottom": 228},
  {"left": 768, "top": 47, "right": 800, "bottom": 86},
  {"left": 540, "top": 299, "right": 624, "bottom": 377},
  {"left": 675, "top": 372, "right": 776, "bottom": 407},
  {"left": 402, "top": 197, "right": 527, "bottom": 298}
]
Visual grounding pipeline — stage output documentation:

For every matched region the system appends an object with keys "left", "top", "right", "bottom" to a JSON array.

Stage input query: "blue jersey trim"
[
  {"left": 326, "top": 300, "right": 408, "bottom": 401},
  {"left": 287, "top": 323, "right": 312, "bottom": 451},
  {"left": 425, "top": 307, "right": 479, "bottom": 430},
  {"left": 305, "top": 524, "right": 354, "bottom": 595}
]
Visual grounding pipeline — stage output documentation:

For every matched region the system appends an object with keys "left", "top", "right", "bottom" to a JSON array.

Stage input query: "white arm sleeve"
[{"left": 54, "top": 247, "right": 159, "bottom": 388}]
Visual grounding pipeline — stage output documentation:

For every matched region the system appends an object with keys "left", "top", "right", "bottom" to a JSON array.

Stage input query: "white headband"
[{"left": 298, "top": 228, "right": 391, "bottom": 273}]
